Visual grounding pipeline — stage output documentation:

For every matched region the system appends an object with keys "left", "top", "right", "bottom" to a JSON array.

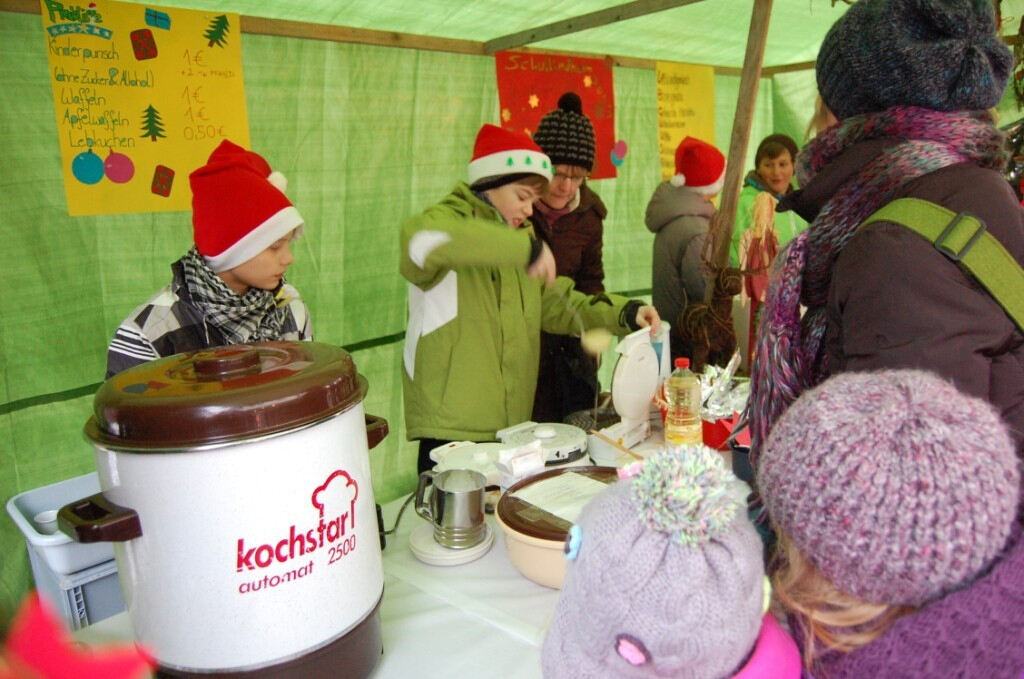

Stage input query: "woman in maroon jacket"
[
  {"left": 750, "top": 2, "right": 1024, "bottom": 672},
  {"left": 530, "top": 92, "right": 609, "bottom": 423},
  {"left": 749, "top": 0, "right": 1024, "bottom": 461}
]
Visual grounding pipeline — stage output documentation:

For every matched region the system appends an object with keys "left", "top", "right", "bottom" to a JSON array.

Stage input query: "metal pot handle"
[
  {"left": 365, "top": 414, "right": 389, "bottom": 450},
  {"left": 414, "top": 471, "right": 434, "bottom": 523},
  {"left": 58, "top": 493, "right": 142, "bottom": 543}
]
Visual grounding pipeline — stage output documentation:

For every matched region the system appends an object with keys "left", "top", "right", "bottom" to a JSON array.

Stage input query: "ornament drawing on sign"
[
  {"left": 130, "top": 28, "right": 157, "bottom": 60},
  {"left": 140, "top": 105, "right": 166, "bottom": 141},
  {"left": 71, "top": 150, "right": 104, "bottom": 185},
  {"left": 528, "top": 94, "right": 540, "bottom": 109},
  {"left": 610, "top": 139, "right": 628, "bottom": 167},
  {"left": 144, "top": 7, "right": 171, "bottom": 30},
  {"left": 151, "top": 165, "right": 174, "bottom": 197},
  {"left": 204, "top": 15, "right": 230, "bottom": 47},
  {"left": 104, "top": 150, "right": 135, "bottom": 183}
]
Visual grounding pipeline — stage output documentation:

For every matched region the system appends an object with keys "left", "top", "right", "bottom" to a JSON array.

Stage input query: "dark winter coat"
[
  {"left": 530, "top": 183, "right": 607, "bottom": 295},
  {"left": 782, "top": 140, "right": 1024, "bottom": 454},
  {"left": 531, "top": 183, "right": 608, "bottom": 423}
]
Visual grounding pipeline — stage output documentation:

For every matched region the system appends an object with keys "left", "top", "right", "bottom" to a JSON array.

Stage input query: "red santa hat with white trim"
[
  {"left": 468, "top": 124, "right": 553, "bottom": 191},
  {"left": 189, "top": 140, "right": 304, "bottom": 273},
  {"left": 671, "top": 136, "right": 726, "bottom": 195}
]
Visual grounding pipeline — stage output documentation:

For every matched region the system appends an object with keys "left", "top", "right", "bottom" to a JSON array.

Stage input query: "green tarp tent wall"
[{"left": 1, "top": 0, "right": 1021, "bottom": 628}]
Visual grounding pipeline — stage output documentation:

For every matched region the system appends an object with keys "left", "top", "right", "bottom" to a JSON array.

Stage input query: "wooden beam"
[
  {"left": 515, "top": 45, "right": 743, "bottom": 75},
  {"left": 483, "top": 0, "right": 705, "bottom": 55},
  {"left": 2, "top": 0, "right": 746, "bottom": 73},
  {"left": 708, "top": 0, "right": 773, "bottom": 288},
  {"left": 240, "top": 16, "right": 484, "bottom": 55},
  {"left": 762, "top": 59, "right": 815, "bottom": 76},
  {"left": 6, "top": 0, "right": 1018, "bottom": 73},
  {"left": 1, "top": 0, "right": 35, "bottom": 13}
]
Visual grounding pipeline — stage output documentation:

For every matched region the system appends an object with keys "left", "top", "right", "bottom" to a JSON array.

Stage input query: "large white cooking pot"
[{"left": 60, "top": 342, "right": 387, "bottom": 677}]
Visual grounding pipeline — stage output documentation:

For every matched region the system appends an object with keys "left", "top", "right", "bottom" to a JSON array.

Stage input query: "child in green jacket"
[{"left": 401, "top": 124, "right": 660, "bottom": 472}]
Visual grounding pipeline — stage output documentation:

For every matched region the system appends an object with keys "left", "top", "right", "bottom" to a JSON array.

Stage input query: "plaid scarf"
[
  {"left": 180, "top": 247, "right": 289, "bottom": 345},
  {"left": 747, "top": 106, "right": 1006, "bottom": 463}
]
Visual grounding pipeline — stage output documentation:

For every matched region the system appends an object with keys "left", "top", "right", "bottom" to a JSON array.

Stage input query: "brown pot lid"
[
  {"left": 85, "top": 341, "right": 366, "bottom": 450},
  {"left": 496, "top": 466, "right": 618, "bottom": 541}
]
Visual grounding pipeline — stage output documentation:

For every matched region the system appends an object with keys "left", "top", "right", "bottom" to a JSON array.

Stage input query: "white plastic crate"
[
  {"left": 26, "top": 545, "right": 124, "bottom": 630},
  {"left": 7, "top": 472, "right": 126, "bottom": 629},
  {"left": 6, "top": 472, "right": 114, "bottom": 574}
]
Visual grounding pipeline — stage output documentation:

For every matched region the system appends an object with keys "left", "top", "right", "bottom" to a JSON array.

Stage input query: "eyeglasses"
[{"left": 552, "top": 171, "right": 587, "bottom": 186}]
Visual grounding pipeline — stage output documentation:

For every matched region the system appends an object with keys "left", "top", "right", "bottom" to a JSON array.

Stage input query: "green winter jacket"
[
  {"left": 729, "top": 175, "right": 809, "bottom": 267},
  {"left": 400, "top": 183, "right": 636, "bottom": 442}
]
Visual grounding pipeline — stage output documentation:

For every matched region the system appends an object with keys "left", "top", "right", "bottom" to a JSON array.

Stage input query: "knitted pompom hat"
[
  {"left": 468, "top": 123, "right": 553, "bottom": 191},
  {"left": 532, "top": 92, "right": 597, "bottom": 171},
  {"left": 758, "top": 370, "right": 1020, "bottom": 608},
  {"left": 816, "top": 0, "right": 1012, "bottom": 120},
  {"left": 189, "top": 140, "right": 303, "bottom": 273},
  {"left": 542, "top": 446, "right": 766, "bottom": 678}
]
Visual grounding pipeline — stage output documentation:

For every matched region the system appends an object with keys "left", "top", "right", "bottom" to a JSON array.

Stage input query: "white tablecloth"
[{"left": 76, "top": 496, "right": 561, "bottom": 678}]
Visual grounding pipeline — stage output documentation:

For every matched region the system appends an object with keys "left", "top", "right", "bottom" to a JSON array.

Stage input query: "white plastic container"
[
  {"left": 26, "top": 546, "right": 124, "bottom": 630},
  {"left": 6, "top": 472, "right": 114, "bottom": 574}
]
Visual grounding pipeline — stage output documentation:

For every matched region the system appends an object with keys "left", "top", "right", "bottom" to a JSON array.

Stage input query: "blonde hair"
[
  {"left": 771, "top": 530, "right": 915, "bottom": 671},
  {"left": 805, "top": 95, "right": 838, "bottom": 141}
]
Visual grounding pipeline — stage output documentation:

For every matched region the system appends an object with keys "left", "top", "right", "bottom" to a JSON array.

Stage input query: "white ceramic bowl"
[
  {"left": 495, "top": 466, "right": 618, "bottom": 590},
  {"left": 494, "top": 510, "right": 567, "bottom": 589}
]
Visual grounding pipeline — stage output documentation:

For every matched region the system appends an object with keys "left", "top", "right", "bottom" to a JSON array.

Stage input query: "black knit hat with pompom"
[{"left": 532, "top": 92, "right": 596, "bottom": 171}]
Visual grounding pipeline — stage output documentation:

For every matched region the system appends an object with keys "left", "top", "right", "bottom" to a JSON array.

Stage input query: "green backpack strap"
[{"left": 860, "top": 197, "right": 1024, "bottom": 332}]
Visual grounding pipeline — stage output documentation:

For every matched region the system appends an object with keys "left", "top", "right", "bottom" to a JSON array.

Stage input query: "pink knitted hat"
[{"left": 758, "top": 369, "right": 1020, "bottom": 607}]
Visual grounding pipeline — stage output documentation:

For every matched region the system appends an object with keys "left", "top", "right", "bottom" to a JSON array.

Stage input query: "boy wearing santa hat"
[
  {"left": 401, "top": 123, "right": 660, "bottom": 472},
  {"left": 105, "top": 140, "right": 312, "bottom": 377}
]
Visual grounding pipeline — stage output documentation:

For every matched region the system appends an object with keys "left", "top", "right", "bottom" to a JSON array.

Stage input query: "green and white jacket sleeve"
[
  {"left": 540, "top": 276, "right": 635, "bottom": 337},
  {"left": 400, "top": 194, "right": 533, "bottom": 289}
]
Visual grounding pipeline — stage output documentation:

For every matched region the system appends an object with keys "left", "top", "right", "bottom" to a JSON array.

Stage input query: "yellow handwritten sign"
[
  {"left": 40, "top": 0, "right": 249, "bottom": 216},
  {"left": 656, "top": 62, "right": 715, "bottom": 181}
]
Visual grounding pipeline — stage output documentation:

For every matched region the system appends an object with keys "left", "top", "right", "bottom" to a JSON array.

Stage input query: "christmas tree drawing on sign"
[
  {"left": 204, "top": 15, "right": 230, "bottom": 47},
  {"left": 140, "top": 105, "right": 166, "bottom": 141}
]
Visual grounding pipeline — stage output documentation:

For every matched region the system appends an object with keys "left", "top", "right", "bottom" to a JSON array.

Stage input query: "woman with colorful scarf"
[
  {"left": 749, "top": 0, "right": 1024, "bottom": 674},
  {"left": 106, "top": 141, "right": 312, "bottom": 378},
  {"left": 749, "top": 0, "right": 1024, "bottom": 460}
]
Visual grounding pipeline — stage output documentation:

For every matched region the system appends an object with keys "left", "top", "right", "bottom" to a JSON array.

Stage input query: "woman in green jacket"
[
  {"left": 401, "top": 124, "right": 660, "bottom": 472},
  {"left": 729, "top": 134, "right": 808, "bottom": 267}
]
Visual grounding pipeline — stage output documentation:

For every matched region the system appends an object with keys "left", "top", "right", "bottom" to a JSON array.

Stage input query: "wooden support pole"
[
  {"left": 483, "top": 0, "right": 704, "bottom": 55},
  {"left": 707, "top": 0, "right": 773, "bottom": 292}
]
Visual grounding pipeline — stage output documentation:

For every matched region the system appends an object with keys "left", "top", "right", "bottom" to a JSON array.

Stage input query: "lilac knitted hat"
[
  {"left": 817, "top": 0, "right": 1012, "bottom": 120},
  {"left": 758, "top": 370, "right": 1020, "bottom": 607},
  {"left": 542, "top": 447, "right": 765, "bottom": 678}
]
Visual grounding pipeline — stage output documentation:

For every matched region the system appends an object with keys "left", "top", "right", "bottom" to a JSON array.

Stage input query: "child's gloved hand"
[
  {"left": 527, "top": 241, "right": 557, "bottom": 286},
  {"left": 635, "top": 305, "right": 661, "bottom": 335}
]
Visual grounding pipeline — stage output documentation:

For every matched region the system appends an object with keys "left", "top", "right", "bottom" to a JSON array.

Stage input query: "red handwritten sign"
[{"left": 494, "top": 51, "right": 617, "bottom": 179}]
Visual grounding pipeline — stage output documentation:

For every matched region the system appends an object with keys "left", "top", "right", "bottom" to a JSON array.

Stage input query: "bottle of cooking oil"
[{"left": 664, "top": 357, "right": 703, "bottom": 446}]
